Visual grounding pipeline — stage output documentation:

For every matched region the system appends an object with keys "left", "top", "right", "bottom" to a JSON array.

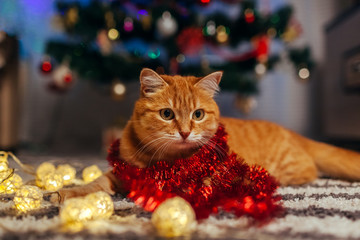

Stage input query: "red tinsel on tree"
[{"left": 107, "top": 125, "right": 283, "bottom": 221}]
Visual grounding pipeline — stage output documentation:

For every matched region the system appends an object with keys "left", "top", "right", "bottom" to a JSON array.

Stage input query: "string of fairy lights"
[
  {"left": 0, "top": 151, "right": 196, "bottom": 236},
  {"left": 0, "top": 151, "right": 103, "bottom": 197}
]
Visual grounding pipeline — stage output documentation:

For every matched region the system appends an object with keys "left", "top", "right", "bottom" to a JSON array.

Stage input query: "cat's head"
[{"left": 131, "top": 68, "right": 222, "bottom": 162}]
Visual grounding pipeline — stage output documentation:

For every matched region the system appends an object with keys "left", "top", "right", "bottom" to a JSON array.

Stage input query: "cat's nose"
[{"left": 179, "top": 131, "right": 190, "bottom": 140}]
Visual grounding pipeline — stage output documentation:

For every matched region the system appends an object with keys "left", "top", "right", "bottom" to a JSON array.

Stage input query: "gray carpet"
[{"left": 1, "top": 155, "right": 360, "bottom": 240}]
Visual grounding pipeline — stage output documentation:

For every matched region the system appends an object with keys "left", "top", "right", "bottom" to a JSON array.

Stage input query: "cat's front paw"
[{"left": 49, "top": 188, "right": 80, "bottom": 204}]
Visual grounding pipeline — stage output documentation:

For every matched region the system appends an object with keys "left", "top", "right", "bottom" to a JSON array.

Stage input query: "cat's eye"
[
  {"left": 160, "top": 108, "right": 175, "bottom": 120},
  {"left": 192, "top": 109, "right": 205, "bottom": 121}
]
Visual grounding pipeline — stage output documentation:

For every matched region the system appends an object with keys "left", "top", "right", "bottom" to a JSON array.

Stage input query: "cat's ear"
[
  {"left": 195, "top": 71, "right": 223, "bottom": 97},
  {"left": 139, "top": 68, "right": 168, "bottom": 97}
]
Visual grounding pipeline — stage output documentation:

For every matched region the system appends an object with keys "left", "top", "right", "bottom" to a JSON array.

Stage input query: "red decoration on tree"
[
  {"left": 176, "top": 27, "right": 205, "bottom": 56},
  {"left": 254, "top": 35, "right": 269, "bottom": 62},
  {"left": 63, "top": 73, "right": 73, "bottom": 83},
  {"left": 245, "top": 9, "right": 255, "bottom": 23},
  {"left": 40, "top": 61, "right": 52, "bottom": 74},
  {"left": 108, "top": 125, "right": 283, "bottom": 221},
  {"left": 47, "top": 64, "right": 75, "bottom": 93},
  {"left": 199, "top": 0, "right": 211, "bottom": 5}
]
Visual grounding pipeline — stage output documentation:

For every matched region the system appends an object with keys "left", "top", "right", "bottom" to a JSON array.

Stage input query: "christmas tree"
[{"left": 42, "top": 0, "right": 313, "bottom": 99}]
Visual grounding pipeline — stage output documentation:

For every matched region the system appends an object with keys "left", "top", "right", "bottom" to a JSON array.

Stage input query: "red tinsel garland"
[{"left": 107, "top": 125, "right": 282, "bottom": 221}]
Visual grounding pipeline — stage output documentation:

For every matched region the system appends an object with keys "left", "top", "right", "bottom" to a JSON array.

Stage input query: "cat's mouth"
[
  {"left": 172, "top": 140, "right": 201, "bottom": 152},
  {"left": 152, "top": 140, "right": 202, "bottom": 160},
  {"left": 162, "top": 141, "right": 200, "bottom": 159}
]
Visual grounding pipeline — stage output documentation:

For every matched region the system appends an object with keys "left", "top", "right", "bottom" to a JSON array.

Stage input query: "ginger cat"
[{"left": 56, "top": 68, "right": 360, "bottom": 202}]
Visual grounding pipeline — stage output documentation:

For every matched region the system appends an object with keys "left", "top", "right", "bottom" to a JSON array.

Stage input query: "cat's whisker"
[
  {"left": 205, "top": 137, "right": 224, "bottom": 148},
  {"left": 131, "top": 138, "right": 158, "bottom": 160},
  {"left": 201, "top": 141, "right": 217, "bottom": 155},
  {"left": 149, "top": 139, "right": 173, "bottom": 165},
  {"left": 148, "top": 141, "right": 171, "bottom": 166},
  {"left": 206, "top": 138, "right": 226, "bottom": 151},
  {"left": 150, "top": 141, "right": 166, "bottom": 163},
  {"left": 138, "top": 137, "right": 169, "bottom": 156},
  {"left": 157, "top": 140, "right": 174, "bottom": 162},
  {"left": 131, "top": 136, "right": 169, "bottom": 160},
  {"left": 134, "top": 133, "right": 160, "bottom": 150},
  {"left": 194, "top": 140, "right": 207, "bottom": 154},
  {"left": 163, "top": 134, "right": 178, "bottom": 141},
  {"left": 133, "top": 132, "right": 181, "bottom": 165},
  {"left": 197, "top": 138, "right": 227, "bottom": 160},
  {"left": 195, "top": 139, "right": 212, "bottom": 153},
  {"left": 155, "top": 142, "right": 168, "bottom": 162},
  {"left": 206, "top": 139, "right": 227, "bottom": 159}
]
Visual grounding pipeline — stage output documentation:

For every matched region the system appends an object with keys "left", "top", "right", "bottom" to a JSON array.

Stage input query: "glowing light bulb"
[
  {"left": 0, "top": 161, "right": 8, "bottom": 172},
  {"left": 85, "top": 191, "right": 114, "bottom": 219},
  {"left": 204, "top": 21, "right": 216, "bottom": 36},
  {"left": 176, "top": 54, "right": 185, "bottom": 63},
  {"left": 0, "top": 169, "right": 11, "bottom": 182},
  {"left": 255, "top": 63, "right": 267, "bottom": 75},
  {"left": 36, "top": 162, "right": 56, "bottom": 188},
  {"left": 156, "top": 11, "right": 177, "bottom": 37},
  {"left": 0, "top": 173, "right": 23, "bottom": 194},
  {"left": 0, "top": 169, "right": 13, "bottom": 187},
  {"left": 216, "top": 25, "right": 229, "bottom": 43},
  {"left": 235, "top": 95, "right": 258, "bottom": 114},
  {"left": 151, "top": 197, "right": 196, "bottom": 238},
  {"left": 124, "top": 17, "right": 134, "bottom": 32},
  {"left": 66, "top": 7, "right": 78, "bottom": 26},
  {"left": 108, "top": 28, "right": 119, "bottom": 40},
  {"left": 60, "top": 198, "right": 96, "bottom": 231},
  {"left": 148, "top": 48, "right": 161, "bottom": 59},
  {"left": 43, "top": 173, "right": 64, "bottom": 191},
  {"left": 56, "top": 164, "right": 76, "bottom": 185},
  {"left": 82, "top": 165, "right": 102, "bottom": 183},
  {"left": 13, "top": 185, "right": 43, "bottom": 212},
  {"left": 298, "top": 67, "right": 310, "bottom": 79},
  {"left": 137, "top": 9, "right": 149, "bottom": 20},
  {"left": 113, "top": 82, "right": 126, "bottom": 96},
  {"left": 36, "top": 162, "right": 56, "bottom": 179},
  {"left": 60, "top": 192, "right": 114, "bottom": 231}
]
